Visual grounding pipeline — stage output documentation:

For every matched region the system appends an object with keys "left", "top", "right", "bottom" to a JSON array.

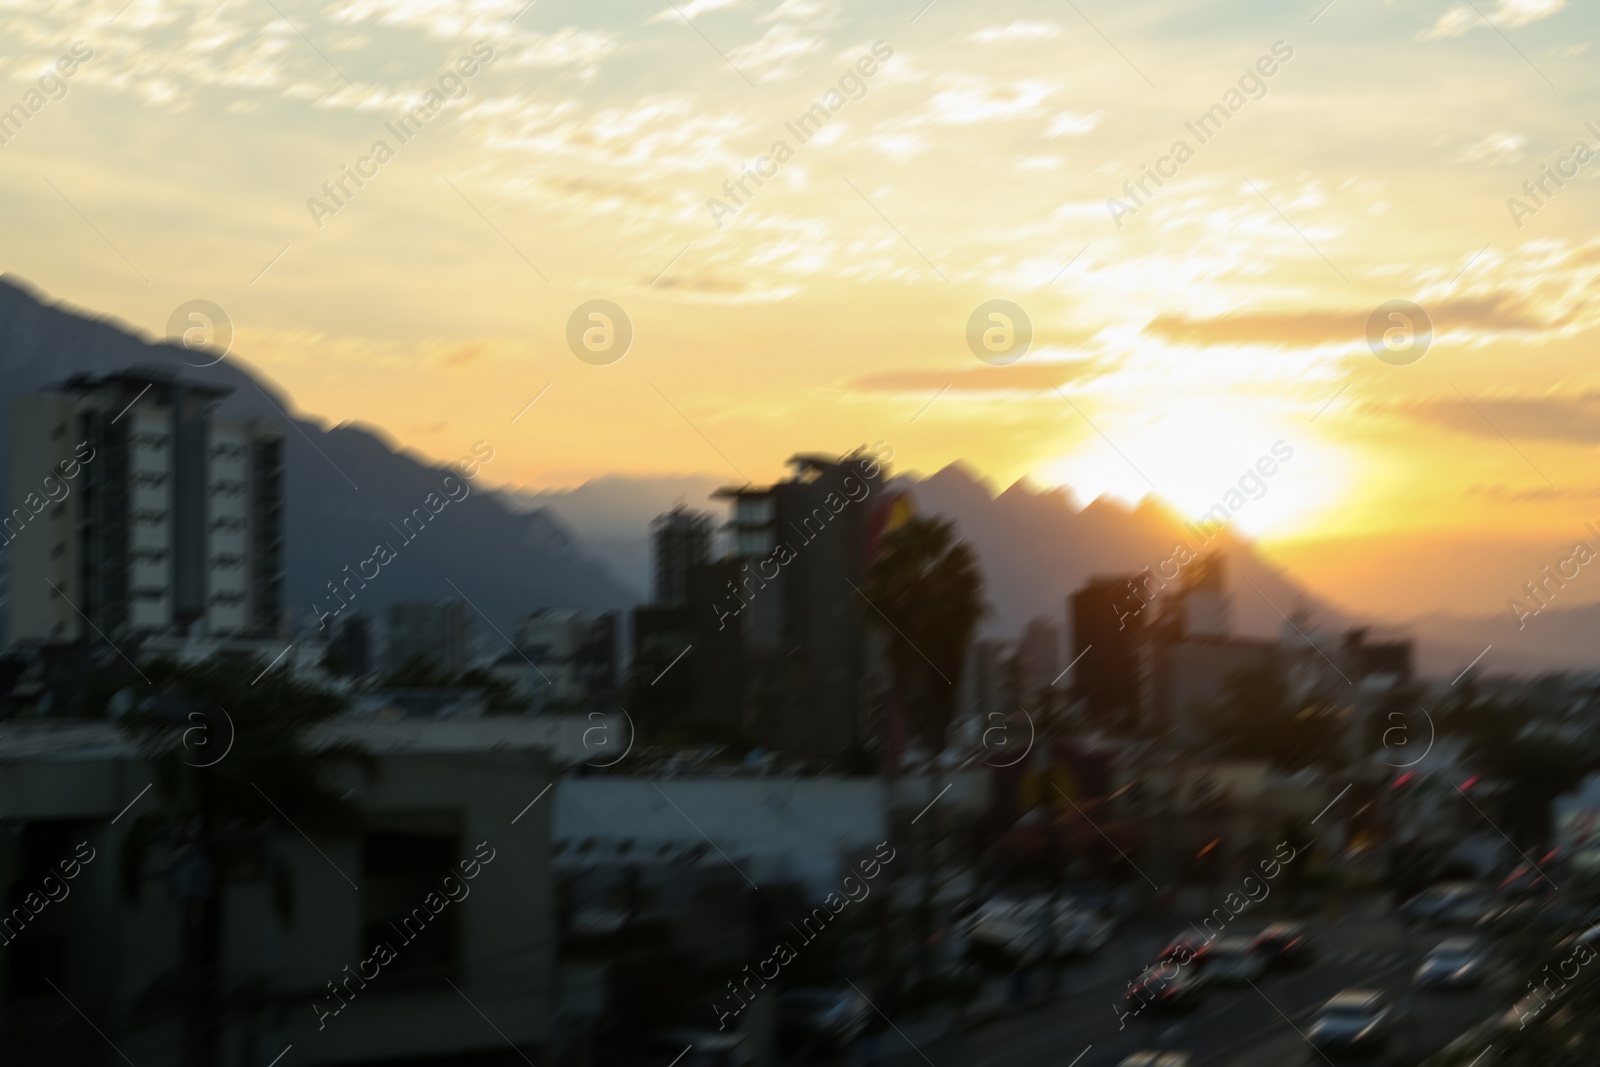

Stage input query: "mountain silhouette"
[{"left": 0, "top": 276, "right": 636, "bottom": 646}]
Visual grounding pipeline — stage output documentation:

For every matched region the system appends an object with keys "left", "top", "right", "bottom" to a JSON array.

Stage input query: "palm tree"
[
  {"left": 859, "top": 515, "right": 985, "bottom": 754},
  {"left": 117, "top": 655, "right": 374, "bottom": 1067}
]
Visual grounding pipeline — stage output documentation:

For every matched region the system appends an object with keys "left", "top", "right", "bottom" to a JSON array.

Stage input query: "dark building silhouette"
[
  {"left": 708, "top": 451, "right": 889, "bottom": 759},
  {"left": 1069, "top": 576, "right": 1145, "bottom": 731},
  {"left": 1017, "top": 616, "right": 1060, "bottom": 695},
  {"left": 650, "top": 505, "right": 714, "bottom": 605},
  {"left": 327, "top": 612, "right": 371, "bottom": 677},
  {"left": 1341, "top": 627, "right": 1412, "bottom": 685}
]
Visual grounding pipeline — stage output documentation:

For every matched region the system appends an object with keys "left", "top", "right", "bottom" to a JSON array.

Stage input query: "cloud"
[
  {"left": 1379, "top": 389, "right": 1600, "bottom": 444},
  {"left": 1044, "top": 109, "right": 1103, "bottom": 138},
  {"left": 965, "top": 21, "right": 1063, "bottom": 45},
  {"left": 728, "top": 22, "right": 826, "bottom": 82},
  {"left": 1449, "top": 131, "right": 1526, "bottom": 167},
  {"left": 917, "top": 75, "right": 1057, "bottom": 126},
  {"left": 1144, "top": 294, "right": 1556, "bottom": 348},
  {"left": 851, "top": 358, "right": 1102, "bottom": 395},
  {"left": 1418, "top": 0, "right": 1566, "bottom": 41},
  {"left": 1466, "top": 483, "right": 1600, "bottom": 502},
  {"left": 648, "top": 0, "right": 745, "bottom": 24}
]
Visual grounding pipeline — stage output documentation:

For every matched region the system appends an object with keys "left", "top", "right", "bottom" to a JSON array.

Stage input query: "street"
[{"left": 856, "top": 905, "right": 1507, "bottom": 1067}]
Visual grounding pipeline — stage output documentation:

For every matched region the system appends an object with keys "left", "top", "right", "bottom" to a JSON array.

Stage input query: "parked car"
[
  {"left": 1158, "top": 932, "right": 1215, "bottom": 969},
  {"left": 1415, "top": 937, "right": 1486, "bottom": 990},
  {"left": 1056, "top": 907, "right": 1115, "bottom": 955},
  {"left": 1252, "top": 922, "right": 1314, "bottom": 968},
  {"left": 1306, "top": 989, "right": 1396, "bottom": 1057},
  {"left": 1117, "top": 1053, "right": 1192, "bottom": 1067},
  {"left": 1440, "top": 889, "right": 1499, "bottom": 928},
  {"left": 1205, "top": 937, "right": 1268, "bottom": 984},
  {"left": 965, "top": 897, "right": 1045, "bottom": 964},
  {"left": 1402, "top": 882, "right": 1500, "bottom": 928},
  {"left": 1555, "top": 921, "right": 1600, "bottom": 955},
  {"left": 965, "top": 896, "right": 1113, "bottom": 961},
  {"left": 777, "top": 987, "right": 870, "bottom": 1053},
  {"left": 1124, "top": 968, "right": 1209, "bottom": 1015}
]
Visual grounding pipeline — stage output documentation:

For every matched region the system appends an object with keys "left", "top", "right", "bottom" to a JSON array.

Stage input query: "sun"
[{"left": 1036, "top": 402, "right": 1346, "bottom": 541}]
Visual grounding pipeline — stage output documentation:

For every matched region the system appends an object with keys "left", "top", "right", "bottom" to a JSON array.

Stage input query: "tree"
[
  {"left": 117, "top": 656, "right": 374, "bottom": 1067},
  {"left": 1440, "top": 695, "right": 1598, "bottom": 846},
  {"left": 858, "top": 516, "right": 985, "bottom": 753}
]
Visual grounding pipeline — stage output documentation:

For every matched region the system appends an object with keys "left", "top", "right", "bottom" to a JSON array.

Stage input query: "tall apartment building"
[
  {"left": 1017, "top": 616, "right": 1060, "bottom": 695},
  {"left": 1069, "top": 576, "right": 1145, "bottom": 731},
  {"left": 650, "top": 505, "right": 713, "bottom": 605},
  {"left": 5, "top": 368, "right": 285, "bottom": 648},
  {"left": 513, "top": 608, "right": 618, "bottom": 708},
  {"left": 711, "top": 450, "right": 891, "bottom": 759}
]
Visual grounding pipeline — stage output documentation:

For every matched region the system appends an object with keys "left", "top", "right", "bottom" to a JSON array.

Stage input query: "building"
[
  {"left": 650, "top": 505, "right": 713, "bottom": 605},
  {"left": 1017, "top": 616, "right": 1060, "bottom": 695},
  {"left": 385, "top": 601, "right": 472, "bottom": 676},
  {"left": 5, "top": 368, "right": 285, "bottom": 648},
  {"left": 511, "top": 608, "right": 618, "bottom": 710},
  {"left": 1145, "top": 636, "right": 1280, "bottom": 741},
  {"left": 965, "top": 638, "right": 1014, "bottom": 726},
  {"left": 1138, "top": 554, "right": 1283, "bottom": 740},
  {"left": 0, "top": 719, "right": 555, "bottom": 1065},
  {"left": 1069, "top": 576, "right": 1145, "bottom": 731},
  {"left": 324, "top": 612, "right": 370, "bottom": 678},
  {"left": 628, "top": 560, "right": 746, "bottom": 740},
  {"left": 710, "top": 450, "right": 892, "bottom": 760}
]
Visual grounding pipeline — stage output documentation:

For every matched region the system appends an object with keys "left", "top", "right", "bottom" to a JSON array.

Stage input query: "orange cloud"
[{"left": 851, "top": 359, "right": 1102, "bottom": 394}]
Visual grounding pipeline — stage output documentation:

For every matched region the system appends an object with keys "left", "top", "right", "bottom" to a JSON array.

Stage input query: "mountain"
[
  {"left": 901, "top": 463, "right": 1343, "bottom": 637},
  {"left": 0, "top": 276, "right": 637, "bottom": 647},
  {"left": 508, "top": 473, "right": 727, "bottom": 598}
]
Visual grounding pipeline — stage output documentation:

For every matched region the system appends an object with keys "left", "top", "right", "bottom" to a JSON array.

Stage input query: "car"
[
  {"left": 1440, "top": 890, "right": 1499, "bottom": 928},
  {"left": 1123, "top": 967, "right": 1209, "bottom": 1015},
  {"left": 1555, "top": 921, "right": 1600, "bottom": 954},
  {"left": 1055, "top": 906, "right": 1115, "bottom": 955},
  {"left": 965, "top": 898, "right": 1046, "bottom": 964},
  {"left": 1306, "top": 989, "right": 1395, "bottom": 1056},
  {"left": 1400, "top": 883, "right": 1477, "bottom": 926},
  {"left": 1252, "top": 922, "right": 1314, "bottom": 968},
  {"left": 1157, "top": 932, "right": 1215, "bottom": 969},
  {"left": 639, "top": 1031, "right": 754, "bottom": 1067},
  {"left": 1415, "top": 937, "right": 1486, "bottom": 989},
  {"left": 1117, "top": 1054, "right": 1193, "bottom": 1067},
  {"left": 1205, "top": 936, "right": 1268, "bottom": 984},
  {"left": 776, "top": 987, "right": 870, "bottom": 1053}
]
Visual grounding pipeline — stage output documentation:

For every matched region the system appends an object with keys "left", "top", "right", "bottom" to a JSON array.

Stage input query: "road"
[{"left": 857, "top": 908, "right": 1507, "bottom": 1067}]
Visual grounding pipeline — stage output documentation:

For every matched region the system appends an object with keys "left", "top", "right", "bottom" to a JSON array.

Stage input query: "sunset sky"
[{"left": 3, "top": 0, "right": 1598, "bottom": 619}]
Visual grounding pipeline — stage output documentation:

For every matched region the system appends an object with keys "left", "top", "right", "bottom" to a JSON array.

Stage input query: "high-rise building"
[
  {"left": 326, "top": 612, "right": 371, "bottom": 677},
  {"left": 1017, "top": 616, "right": 1060, "bottom": 695},
  {"left": 5, "top": 368, "right": 285, "bottom": 648},
  {"left": 650, "top": 505, "right": 713, "bottom": 605},
  {"left": 1069, "top": 576, "right": 1145, "bottom": 731},
  {"left": 514, "top": 608, "right": 618, "bottom": 708},
  {"left": 710, "top": 450, "right": 891, "bottom": 759},
  {"left": 385, "top": 601, "right": 473, "bottom": 675}
]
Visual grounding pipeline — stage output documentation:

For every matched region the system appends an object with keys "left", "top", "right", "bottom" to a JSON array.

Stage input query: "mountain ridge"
[{"left": 0, "top": 276, "right": 638, "bottom": 647}]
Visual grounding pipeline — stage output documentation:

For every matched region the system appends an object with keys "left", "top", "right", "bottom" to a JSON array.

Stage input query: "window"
[
  {"left": 360, "top": 833, "right": 460, "bottom": 982},
  {"left": 735, "top": 496, "right": 775, "bottom": 523},
  {"left": 3, "top": 822, "right": 75, "bottom": 1001}
]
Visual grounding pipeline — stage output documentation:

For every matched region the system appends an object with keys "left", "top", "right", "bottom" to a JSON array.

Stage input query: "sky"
[{"left": 2, "top": 0, "right": 1599, "bottom": 620}]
